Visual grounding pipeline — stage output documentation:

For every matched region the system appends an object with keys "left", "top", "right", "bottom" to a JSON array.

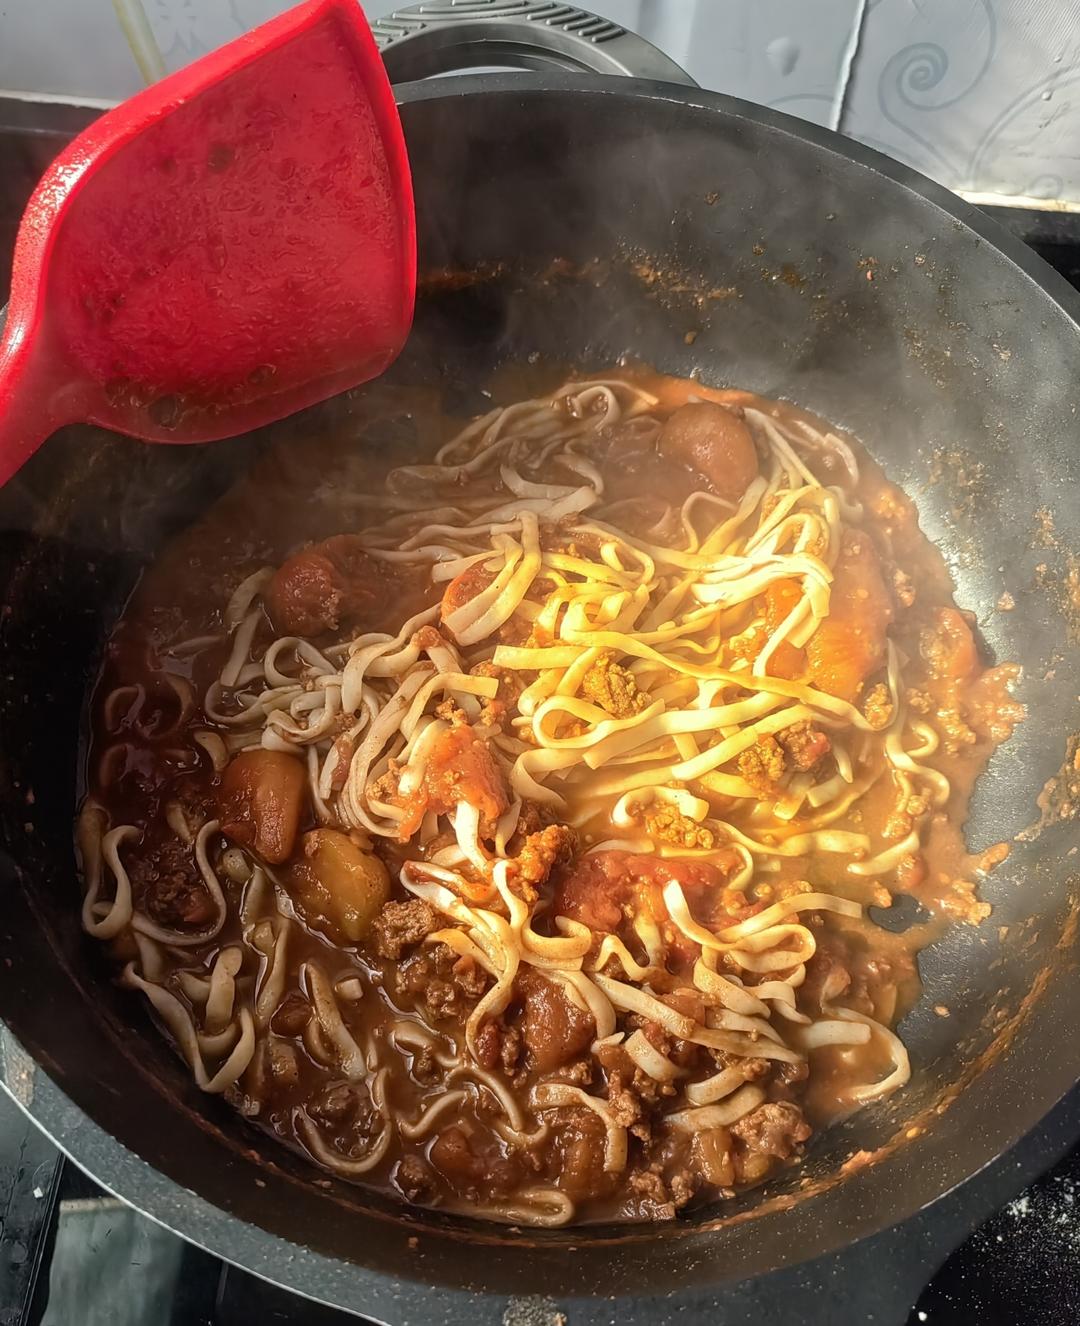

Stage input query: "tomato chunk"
[
  {"left": 395, "top": 724, "right": 510, "bottom": 839},
  {"left": 920, "top": 606, "right": 978, "bottom": 682},
  {"left": 440, "top": 561, "right": 494, "bottom": 628},
  {"left": 657, "top": 402, "right": 760, "bottom": 504},
  {"left": 547, "top": 1109, "right": 617, "bottom": 1201},
  {"left": 267, "top": 535, "right": 382, "bottom": 637},
  {"left": 762, "top": 578, "right": 808, "bottom": 680},
  {"left": 219, "top": 749, "right": 306, "bottom": 863},
  {"left": 806, "top": 530, "right": 893, "bottom": 702},
  {"left": 429, "top": 1125, "right": 521, "bottom": 1195},
  {"left": 514, "top": 967, "right": 595, "bottom": 1073},
  {"left": 552, "top": 849, "right": 744, "bottom": 936}
]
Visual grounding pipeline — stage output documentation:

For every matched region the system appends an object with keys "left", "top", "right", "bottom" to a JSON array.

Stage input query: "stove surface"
[{"left": 2, "top": 97, "right": 1080, "bottom": 1326}]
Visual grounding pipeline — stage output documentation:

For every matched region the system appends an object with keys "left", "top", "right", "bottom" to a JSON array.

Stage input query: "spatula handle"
[{"left": 0, "top": 317, "right": 77, "bottom": 488}]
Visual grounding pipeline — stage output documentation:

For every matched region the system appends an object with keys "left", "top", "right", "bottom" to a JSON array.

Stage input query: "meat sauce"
[{"left": 82, "top": 371, "right": 1022, "bottom": 1224}]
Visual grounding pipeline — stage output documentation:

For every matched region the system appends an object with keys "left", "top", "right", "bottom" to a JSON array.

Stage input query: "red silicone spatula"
[{"left": 0, "top": 0, "right": 414, "bottom": 487}]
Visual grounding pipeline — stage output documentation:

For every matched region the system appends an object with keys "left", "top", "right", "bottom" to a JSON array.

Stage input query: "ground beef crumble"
[
  {"left": 393, "top": 943, "right": 488, "bottom": 1021},
  {"left": 626, "top": 1163, "right": 698, "bottom": 1219},
  {"left": 892, "top": 567, "right": 916, "bottom": 608},
  {"left": 128, "top": 835, "right": 214, "bottom": 928},
  {"left": 638, "top": 803, "right": 715, "bottom": 849},
  {"left": 510, "top": 822, "right": 578, "bottom": 893},
  {"left": 307, "top": 1081, "right": 381, "bottom": 1159},
  {"left": 475, "top": 1021, "right": 523, "bottom": 1073},
  {"left": 395, "top": 1154, "right": 437, "bottom": 1203},
  {"left": 731, "top": 1102, "right": 811, "bottom": 1159},
  {"left": 738, "top": 733, "right": 786, "bottom": 792},
  {"left": 371, "top": 898, "right": 440, "bottom": 960},
  {"left": 861, "top": 682, "right": 894, "bottom": 731},
  {"left": 580, "top": 651, "right": 650, "bottom": 719},
  {"left": 777, "top": 720, "right": 832, "bottom": 772}
]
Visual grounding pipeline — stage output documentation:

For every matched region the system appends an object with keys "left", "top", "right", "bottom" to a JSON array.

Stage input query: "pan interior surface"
[{"left": 0, "top": 78, "right": 1079, "bottom": 1304}]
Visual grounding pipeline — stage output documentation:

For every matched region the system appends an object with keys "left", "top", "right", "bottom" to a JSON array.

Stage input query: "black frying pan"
[{"left": 1, "top": 4, "right": 1079, "bottom": 1323}]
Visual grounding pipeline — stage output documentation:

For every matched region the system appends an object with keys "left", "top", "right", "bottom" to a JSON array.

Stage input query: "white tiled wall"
[
  {"left": 842, "top": 0, "right": 1080, "bottom": 200},
  {"left": 2, "top": 0, "right": 1078, "bottom": 203}
]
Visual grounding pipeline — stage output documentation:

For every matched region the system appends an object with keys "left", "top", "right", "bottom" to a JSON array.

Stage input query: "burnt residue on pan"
[{"left": 1018, "top": 734, "right": 1080, "bottom": 844}]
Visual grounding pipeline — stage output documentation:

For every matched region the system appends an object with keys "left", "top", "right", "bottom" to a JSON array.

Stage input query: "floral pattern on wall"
[{"left": 842, "top": 0, "right": 1080, "bottom": 198}]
